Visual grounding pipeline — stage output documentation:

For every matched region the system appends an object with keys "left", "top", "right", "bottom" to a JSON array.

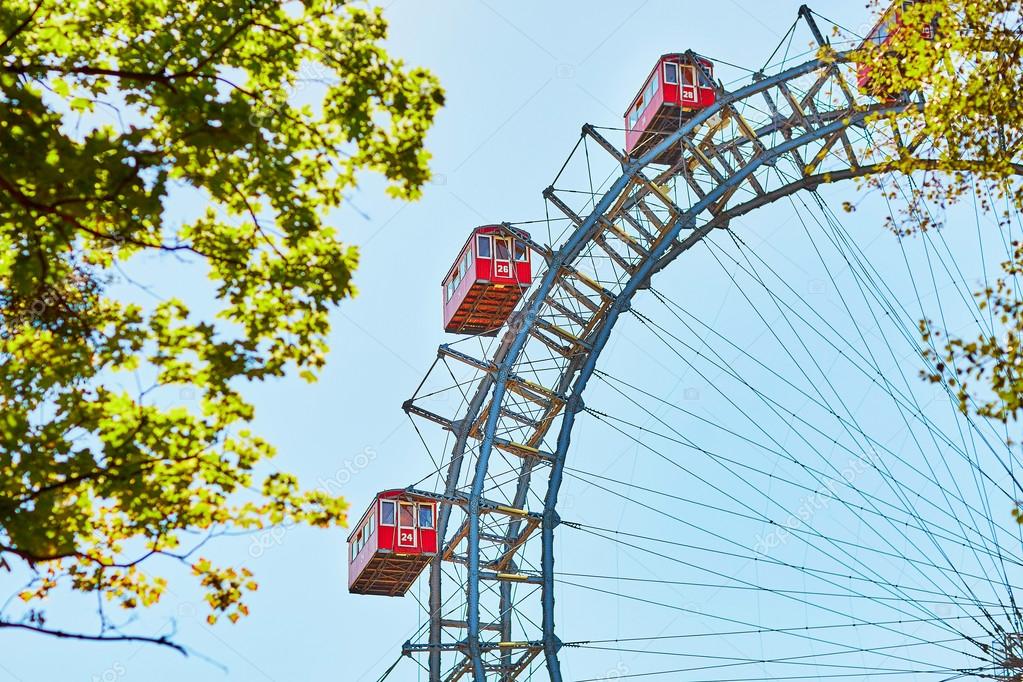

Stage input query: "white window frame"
[
  {"left": 494, "top": 236, "right": 512, "bottom": 262},
  {"left": 699, "top": 62, "right": 713, "bottom": 87},
  {"left": 380, "top": 499, "right": 396, "bottom": 526},
  {"left": 397, "top": 501, "right": 417, "bottom": 548},
  {"left": 681, "top": 65, "right": 696, "bottom": 87},
  {"left": 418, "top": 504, "right": 434, "bottom": 529},
  {"left": 664, "top": 62, "right": 678, "bottom": 85},
  {"left": 477, "top": 234, "right": 492, "bottom": 258},
  {"left": 514, "top": 240, "right": 529, "bottom": 263}
]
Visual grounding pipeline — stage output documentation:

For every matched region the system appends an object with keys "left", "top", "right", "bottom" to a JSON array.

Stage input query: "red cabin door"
[
  {"left": 680, "top": 64, "right": 697, "bottom": 105},
  {"left": 493, "top": 237, "right": 512, "bottom": 279},
  {"left": 397, "top": 502, "right": 417, "bottom": 550}
]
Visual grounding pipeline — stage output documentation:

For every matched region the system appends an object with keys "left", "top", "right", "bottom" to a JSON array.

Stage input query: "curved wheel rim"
[{"left": 401, "top": 47, "right": 1023, "bottom": 682}]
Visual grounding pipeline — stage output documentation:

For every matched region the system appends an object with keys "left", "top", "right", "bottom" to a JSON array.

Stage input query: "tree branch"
[
  {"left": 0, "top": 172, "right": 244, "bottom": 266},
  {"left": 0, "top": 64, "right": 179, "bottom": 89},
  {"left": 0, "top": 620, "right": 187, "bottom": 655},
  {"left": 0, "top": 1, "right": 46, "bottom": 56},
  {"left": 3, "top": 16, "right": 257, "bottom": 90}
]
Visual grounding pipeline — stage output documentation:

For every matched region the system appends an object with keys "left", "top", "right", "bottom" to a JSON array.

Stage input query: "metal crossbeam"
[{"left": 398, "top": 29, "right": 1006, "bottom": 680}]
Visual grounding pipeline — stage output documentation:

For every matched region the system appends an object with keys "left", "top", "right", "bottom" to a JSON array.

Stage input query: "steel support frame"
[{"left": 416, "top": 43, "right": 947, "bottom": 681}]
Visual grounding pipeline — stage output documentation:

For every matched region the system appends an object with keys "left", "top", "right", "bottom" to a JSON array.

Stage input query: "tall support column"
[
  {"left": 499, "top": 464, "right": 532, "bottom": 681},
  {"left": 428, "top": 555, "right": 442, "bottom": 679},
  {"left": 424, "top": 356, "right": 501, "bottom": 680},
  {"left": 499, "top": 571, "right": 513, "bottom": 680}
]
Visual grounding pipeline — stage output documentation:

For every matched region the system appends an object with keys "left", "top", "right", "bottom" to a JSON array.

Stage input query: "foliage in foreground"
[
  {"left": 854, "top": 1, "right": 1023, "bottom": 427},
  {"left": 0, "top": 0, "right": 442, "bottom": 649}
]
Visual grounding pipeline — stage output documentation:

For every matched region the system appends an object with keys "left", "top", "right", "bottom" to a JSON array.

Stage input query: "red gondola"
[
  {"left": 348, "top": 490, "right": 439, "bottom": 596},
  {"left": 442, "top": 225, "right": 532, "bottom": 335},
  {"left": 624, "top": 53, "right": 717, "bottom": 165},
  {"left": 857, "top": 0, "right": 937, "bottom": 96}
]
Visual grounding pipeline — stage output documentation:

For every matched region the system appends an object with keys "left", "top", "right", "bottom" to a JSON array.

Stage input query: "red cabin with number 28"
[
  {"left": 348, "top": 490, "right": 439, "bottom": 596},
  {"left": 857, "top": 0, "right": 937, "bottom": 96},
  {"left": 442, "top": 225, "right": 533, "bottom": 336},
  {"left": 624, "top": 53, "right": 717, "bottom": 165}
]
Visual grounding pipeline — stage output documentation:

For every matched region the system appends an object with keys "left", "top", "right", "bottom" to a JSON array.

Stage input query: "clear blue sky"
[{"left": 7, "top": 2, "right": 1008, "bottom": 681}]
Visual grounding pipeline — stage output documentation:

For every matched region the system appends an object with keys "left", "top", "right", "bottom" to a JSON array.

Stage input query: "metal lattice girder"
[{"left": 401, "top": 33, "right": 1023, "bottom": 681}]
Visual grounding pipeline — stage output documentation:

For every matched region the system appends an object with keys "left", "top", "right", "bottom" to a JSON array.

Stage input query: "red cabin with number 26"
[
  {"left": 348, "top": 490, "right": 439, "bottom": 596},
  {"left": 857, "top": 0, "right": 937, "bottom": 96},
  {"left": 624, "top": 53, "right": 717, "bottom": 165},
  {"left": 442, "top": 225, "right": 532, "bottom": 336}
]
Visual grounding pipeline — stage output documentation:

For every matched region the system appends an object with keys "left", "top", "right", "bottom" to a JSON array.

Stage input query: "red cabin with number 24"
[
  {"left": 348, "top": 490, "right": 439, "bottom": 596},
  {"left": 442, "top": 225, "right": 532, "bottom": 336},
  {"left": 624, "top": 53, "right": 717, "bottom": 165}
]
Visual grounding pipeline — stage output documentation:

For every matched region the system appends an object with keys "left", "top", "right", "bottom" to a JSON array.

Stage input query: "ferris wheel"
[{"left": 349, "top": 3, "right": 1023, "bottom": 680}]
